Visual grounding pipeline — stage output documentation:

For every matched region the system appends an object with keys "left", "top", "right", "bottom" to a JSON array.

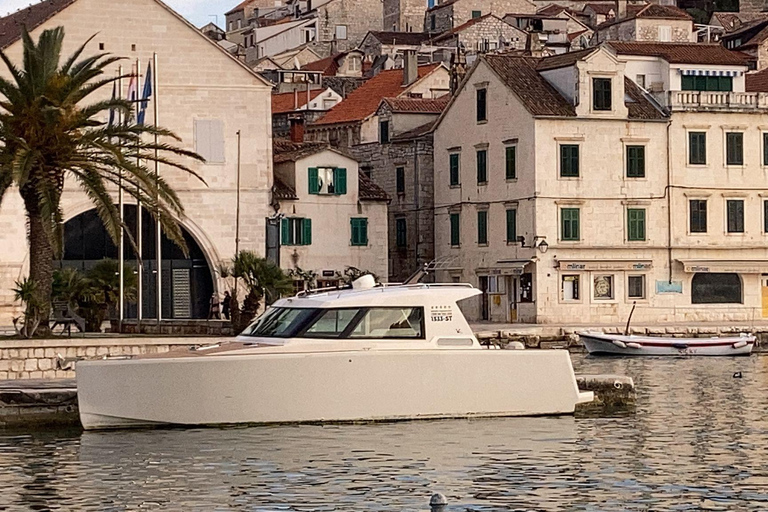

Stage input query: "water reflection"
[{"left": 0, "top": 355, "right": 767, "bottom": 511}]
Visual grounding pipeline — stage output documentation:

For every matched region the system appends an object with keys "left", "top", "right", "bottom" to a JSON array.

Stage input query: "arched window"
[{"left": 691, "top": 273, "right": 742, "bottom": 304}]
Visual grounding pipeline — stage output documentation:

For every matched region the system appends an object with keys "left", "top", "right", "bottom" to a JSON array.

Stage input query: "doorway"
[
  {"left": 762, "top": 276, "right": 768, "bottom": 318},
  {"left": 507, "top": 276, "right": 518, "bottom": 322}
]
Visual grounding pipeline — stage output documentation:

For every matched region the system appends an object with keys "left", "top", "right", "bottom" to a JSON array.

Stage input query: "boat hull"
[
  {"left": 77, "top": 350, "right": 592, "bottom": 430},
  {"left": 579, "top": 332, "right": 754, "bottom": 356}
]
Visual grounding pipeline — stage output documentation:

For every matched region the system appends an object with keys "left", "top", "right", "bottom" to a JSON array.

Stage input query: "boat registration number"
[{"left": 431, "top": 306, "right": 453, "bottom": 322}]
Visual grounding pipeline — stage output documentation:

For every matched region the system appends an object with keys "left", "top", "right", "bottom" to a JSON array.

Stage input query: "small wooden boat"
[{"left": 578, "top": 331, "right": 755, "bottom": 356}]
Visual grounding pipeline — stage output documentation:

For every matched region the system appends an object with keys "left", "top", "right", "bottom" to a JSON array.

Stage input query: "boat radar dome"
[{"left": 352, "top": 274, "right": 376, "bottom": 290}]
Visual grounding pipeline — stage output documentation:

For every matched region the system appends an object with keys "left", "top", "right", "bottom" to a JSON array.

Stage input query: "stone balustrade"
[{"left": 663, "top": 90, "right": 768, "bottom": 111}]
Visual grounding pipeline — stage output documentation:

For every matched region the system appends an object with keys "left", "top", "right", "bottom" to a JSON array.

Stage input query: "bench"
[{"left": 51, "top": 301, "right": 86, "bottom": 336}]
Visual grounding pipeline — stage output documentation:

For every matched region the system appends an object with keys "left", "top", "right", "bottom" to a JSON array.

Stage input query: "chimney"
[
  {"left": 289, "top": 115, "right": 305, "bottom": 143},
  {"left": 403, "top": 49, "right": 418, "bottom": 86},
  {"left": 616, "top": 0, "right": 627, "bottom": 19}
]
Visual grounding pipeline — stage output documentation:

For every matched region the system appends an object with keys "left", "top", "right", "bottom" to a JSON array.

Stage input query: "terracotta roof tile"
[
  {"left": 623, "top": 76, "right": 665, "bottom": 120},
  {"left": 568, "top": 29, "right": 588, "bottom": 42},
  {"left": 358, "top": 172, "right": 389, "bottom": 201},
  {"left": 312, "top": 64, "right": 442, "bottom": 125},
  {"left": 272, "top": 139, "right": 335, "bottom": 163},
  {"left": 367, "top": 31, "right": 433, "bottom": 46},
  {"left": 272, "top": 177, "right": 298, "bottom": 200},
  {"left": 746, "top": 68, "right": 768, "bottom": 92},
  {"left": 390, "top": 121, "right": 435, "bottom": 141},
  {"left": 607, "top": 41, "right": 749, "bottom": 65},
  {"left": 536, "top": 46, "right": 599, "bottom": 70},
  {"left": 0, "top": 0, "right": 78, "bottom": 49},
  {"left": 597, "top": 4, "right": 691, "bottom": 29},
  {"left": 537, "top": 4, "right": 570, "bottom": 16},
  {"left": 381, "top": 96, "right": 450, "bottom": 113},
  {"left": 582, "top": 3, "right": 615, "bottom": 15},
  {"left": 301, "top": 54, "right": 339, "bottom": 75},
  {"left": 433, "top": 13, "right": 494, "bottom": 41},
  {"left": 272, "top": 89, "right": 325, "bottom": 114},
  {"left": 225, "top": 0, "right": 256, "bottom": 15}
]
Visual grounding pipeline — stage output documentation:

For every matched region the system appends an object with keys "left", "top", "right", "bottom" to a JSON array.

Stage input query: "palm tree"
[{"left": 0, "top": 27, "right": 204, "bottom": 333}]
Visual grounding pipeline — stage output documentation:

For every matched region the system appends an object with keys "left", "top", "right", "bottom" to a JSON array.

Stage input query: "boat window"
[
  {"left": 348, "top": 307, "right": 424, "bottom": 339},
  {"left": 304, "top": 308, "right": 361, "bottom": 337},
  {"left": 243, "top": 307, "right": 319, "bottom": 337}
]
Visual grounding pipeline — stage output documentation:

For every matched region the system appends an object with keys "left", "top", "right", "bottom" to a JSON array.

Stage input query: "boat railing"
[{"left": 294, "top": 282, "right": 475, "bottom": 298}]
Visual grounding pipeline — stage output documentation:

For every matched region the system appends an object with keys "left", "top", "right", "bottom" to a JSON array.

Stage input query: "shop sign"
[
  {"left": 559, "top": 261, "right": 652, "bottom": 271},
  {"left": 656, "top": 280, "right": 683, "bottom": 294}
]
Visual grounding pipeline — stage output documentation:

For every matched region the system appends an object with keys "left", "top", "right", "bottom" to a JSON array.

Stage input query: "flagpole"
[
  {"left": 154, "top": 52, "right": 162, "bottom": 323},
  {"left": 136, "top": 57, "right": 143, "bottom": 326},
  {"left": 118, "top": 66, "right": 125, "bottom": 331}
]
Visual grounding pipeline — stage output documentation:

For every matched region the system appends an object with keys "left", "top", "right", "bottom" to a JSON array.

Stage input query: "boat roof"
[{"left": 273, "top": 283, "right": 481, "bottom": 308}]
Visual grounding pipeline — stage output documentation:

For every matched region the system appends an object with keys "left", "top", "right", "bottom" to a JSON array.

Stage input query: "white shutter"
[
  {"left": 659, "top": 26, "right": 671, "bottom": 42},
  {"left": 194, "top": 119, "right": 225, "bottom": 164}
]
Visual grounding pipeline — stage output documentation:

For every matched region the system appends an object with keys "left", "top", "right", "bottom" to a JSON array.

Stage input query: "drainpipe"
[
  {"left": 413, "top": 138, "right": 420, "bottom": 274},
  {"left": 667, "top": 120, "right": 673, "bottom": 283}
]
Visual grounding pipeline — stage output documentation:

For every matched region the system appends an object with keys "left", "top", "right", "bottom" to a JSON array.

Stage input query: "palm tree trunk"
[{"left": 24, "top": 199, "right": 54, "bottom": 335}]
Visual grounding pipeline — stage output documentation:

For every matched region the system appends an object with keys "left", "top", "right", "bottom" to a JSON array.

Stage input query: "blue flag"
[{"left": 137, "top": 62, "right": 152, "bottom": 125}]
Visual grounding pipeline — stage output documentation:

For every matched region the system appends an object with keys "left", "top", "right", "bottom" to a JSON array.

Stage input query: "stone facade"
[
  {"left": 425, "top": 0, "right": 536, "bottom": 34},
  {"left": 311, "top": 0, "right": 384, "bottom": 55},
  {"left": 384, "top": 0, "right": 431, "bottom": 32},
  {"left": 434, "top": 15, "right": 528, "bottom": 53},
  {"left": 598, "top": 18, "right": 695, "bottom": 43},
  {"left": 0, "top": 0, "right": 274, "bottom": 324}
]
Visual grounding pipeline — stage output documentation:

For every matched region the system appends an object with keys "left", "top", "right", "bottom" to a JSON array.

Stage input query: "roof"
[
  {"left": 582, "top": 3, "right": 615, "bottom": 15},
  {"left": 381, "top": 96, "right": 450, "bottom": 113},
  {"left": 537, "top": 4, "right": 571, "bottom": 16},
  {"left": 623, "top": 77, "right": 665, "bottom": 120},
  {"left": 272, "top": 177, "right": 298, "bottom": 200},
  {"left": 225, "top": 0, "right": 254, "bottom": 15},
  {"left": 746, "top": 68, "right": 768, "bottom": 92},
  {"left": 536, "top": 46, "right": 599, "bottom": 70},
  {"left": 426, "top": 0, "right": 458, "bottom": 13},
  {"left": 358, "top": 172, "right": 389, "bottom": 201},
  {"left": 312, "top": 63, "right": 442, "bottom": 125},
  {"left": 606, "top": 41, "right": 749, "bottom": 66},
  {"left": 710, "top": 12, "right": 768, "bottom": 32},
  {"left": 366, "top": 31, "right": 433, "bottom": 46},
  {"left": 302, "top": 54, "right": 338, "bottom": 74},
  {"left": 272, "top": 139, "right": 342, "bottom": 163},
  {"left": 434, "top": 13, "right": 493, "bottom": 40},
  {"left": 390, "top": 121, "right": 435, "bottom": 141},
  {"left": 272, "top": 89, "right": 325, "bottom": 114},
  {"left": 597, "top": 4, "right": 691, "bottom": 29},
  {"left": 568, "top": 29, "right": 589, "bottom": 42},
  {"left": 0, "top": 0, "right": 77, "bottom": 49}
]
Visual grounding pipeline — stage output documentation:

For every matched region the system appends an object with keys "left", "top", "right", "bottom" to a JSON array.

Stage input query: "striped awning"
[{"left": 680, "top": 69, "right": 740, "bottom": 77}]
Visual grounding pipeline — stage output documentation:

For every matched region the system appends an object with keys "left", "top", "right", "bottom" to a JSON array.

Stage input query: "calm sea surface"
[{"left": 1, "top": 354, "right": 768, "bottom": 511}]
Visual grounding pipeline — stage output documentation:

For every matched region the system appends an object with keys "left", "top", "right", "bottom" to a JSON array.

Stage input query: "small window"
[
  {"left": 627, "top": 208, "right": 646, "bottom": 241},
  {"left": 450, "top": 212, "right": 460, "bottom": 246},
  {"left": 727, "top": 200, "right": 744, "bottom": 233},
  {"left": 636, "top": 74, "right": 646, "bottom": 89},
  {"left": 281, "top": 217, "right": 312, "bottom": 246},
  {"left": 692, "top": 273, "right": 742, "bottom": 304},
  {"left": 476, "top": 88, "right": 487, "bottom": 122},
  {"left": 764, "top": 133, "right": 768, "bottom": 166},
  {"left": 506, "top": 209, "right": 517, "bottom": 243},
  {"left": 592, "top": 78, "right": 612, "bottom": 111},
  {"left": 561, "top": 275, "right": 580, "bottom": 301},
  {"left": 764, "top": 200, "right": 768, "bottom": 232},
  {"left": 449, "top": 153, "right": 460, "bottom": 186},
  {"left": 309, "top": 167, "right": 346, "bottom": 195},
  {"left": 349, "top": 307, "right": 424, "bottom": 339},
  {"left": 726, "top": 132, "right": 743, "bottom": 165},
  {"left": 626, "top": 146, "right": 645, "bottom": 178},
  {"left": 690, "top": 199, "right": 707, "bottom": 233},
  {"left": 505, "top": 146, "right": 516, "bottom": 180},
  {"left": 351, "top": 217, "right": 368, "bottom": 246},
  {"left": 628, "top": 275, "right": 645, "bottom": 299},
  {"left": 335, "top": 25, "right": 348, "bottom": 40},
  {"left": 593, "top": 275, "right": 614, "bottom": 300},
  {"left": 396, "top": 167, "right": 405, "bottom": 194},
  {"left": 561, "top": 207, "right": 580, "bottom": 241},
  {"left": 396, "top": 218, "right": 407, "bottom": 247},
  {"left": 194, "top": 119, "right": 225, "bottom": 164},
  {"left": 430, "top": 14, "right": 436, "bottom": 31},
  {"left": 659, "top": 25, "right": 671, "bottom": 41},
  {"left": 560, "top": 145, "right": 579, "bottom": 177},
  {"left": 476, "top": 149, "right": 487, "bottom": 184},
  {"left": 380, "top": 120, "right": 390, "bottom": 143},
  {"left": 688, "top": 132, "right": 706, "bottom": 165},
  {"left": 472, "top": 10, "right": 482, "bottom": 18},
  {"left": 347, "top": 56, "right": 361, "bottom": 72},
  {"left": 477, "top": 210, "right": 488, "bottom": 245},
  {"left": 99, "top": 42, "right": 105, "bottom": 50},
  {"left": 131, "top": 44, "right": 136, "bottom": 52}
]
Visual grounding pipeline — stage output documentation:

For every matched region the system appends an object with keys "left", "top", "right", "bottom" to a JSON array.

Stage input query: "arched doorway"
[
  {"left": 59, "top": 205, "right": 214, "bottom": 319},
  {"left": 691, "top": 273, "right": 742, "bottom": 304}
]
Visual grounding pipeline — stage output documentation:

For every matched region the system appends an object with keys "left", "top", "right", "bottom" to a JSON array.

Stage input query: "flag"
[
  {"left": 126, "top": 68, "right": 138, "bottom": 113},
  {"left": 137, "top": 62, "right": 152, "bottom": 125},
  {"left": 108, "top": 80, "right": 116, "bottom": 128}
]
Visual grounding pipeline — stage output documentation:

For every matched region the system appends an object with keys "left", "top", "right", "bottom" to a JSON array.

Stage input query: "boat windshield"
[{"left": 242, "top": 306, "right": 425, "bottom": 339}]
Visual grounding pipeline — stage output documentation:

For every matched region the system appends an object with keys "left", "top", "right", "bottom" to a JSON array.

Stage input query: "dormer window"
[
  {"left": 308, "top": 167, "right": 347, "bottom": 195},
  {"left": 348, "top": 56, "right": 360, "bottom": 72},
  {"left": 592, "top": 78, "right": 612, "bottom": 111}
]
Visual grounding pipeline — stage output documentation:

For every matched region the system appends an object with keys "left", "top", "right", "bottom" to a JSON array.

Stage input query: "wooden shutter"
[
  {"left": 361, "top": 218, "right": 368, "bottom": 245},
  {"left": 450, "top": 154, "right": 459, "bottom": 185},
  {"left": 308, "top": 167, "right": 319, "bottom": 194},
  {"left": 281, "top": 217, "right": 290, "bottom": 245},
  {"left": 505, "top": 146, "right": 516, "bottom": 180},
  {"left": 303, "top": 218, "right": 312, "bottom": 245},
  {"left": 334, "top": 168, "right": 347, "bottom": 195},
  {"left": 450, "top": 213, "right": 460, "bottom": 246},
  {"left": 506, "top": 209, "right": 517, "bottom": 242},
  {"left": 477, "top": 210, "right": 487, "bottom": 244}
]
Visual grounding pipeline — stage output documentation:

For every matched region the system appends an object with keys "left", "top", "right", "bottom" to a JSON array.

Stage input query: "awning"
[
  {"left": 557, "top": 260, "right": 652, "bottom": 271},
  {"left": 680, "top": 69, "right": 740, "bottom": 77},
  {"left": 679, "top": 259, "right": 768, "bottom": 274},
  {"left": 477, "top": 259, "right": 532, "bottom": 276}
]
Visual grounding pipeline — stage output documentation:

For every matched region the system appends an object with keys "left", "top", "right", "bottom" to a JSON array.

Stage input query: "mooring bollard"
[{"left": 430, "top": 492, "right": 448, "bottom": 512}]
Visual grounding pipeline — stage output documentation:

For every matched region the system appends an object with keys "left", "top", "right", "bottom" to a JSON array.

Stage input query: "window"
[
  {"left": 309, "top": 167, "right": 346, "bottom": 195},
  {"left": 237, "top": 19, "right": 242, "bottom": 29},
  {"left": 281, "top": 217, "right": 312, "bottom": 246},
  {"left": 505, "top": 146, "right": 516, "bottom": 180},
  {"left": 476, "top": 149, "right": 487, "bottom": 184},
  {"left": 242, "top": 307, "right": 318, "bottom": 338},
  {"left": 476, "top": 88, "right": 487, "bottom": 122},
  {"left": 335, "top": 25, "right": 347, "bottom": 40},
  {"left": 396, "top": 167, "right": 405, "bottom": 194},
  {"left": 681, "top": 75, "right": 732, "bottom": 92},
  {"left": 561, "top": 208, "right": 580, "bottom": 241},
  {"left": 396, "top": 218, "right": 407, "bottom": 247},
  {"left": 194, "top": 119, "right": 225, "bottom": 164},
  {"left": 626, "top": 146, "right": 645, "bottom": 178},
  {"left": 627, "top": 208, "right": 646, "bottom": 241},
  {"left": 765, "top": 200, "right": 768, "bottom": 233},
  {"left": 430, "top": 14, "right": 436, "bottom": 31},
  {"left": 659, "top": 25, "right": 671, "bottom": 41},
  {"left": 347, "top": 56, "right": 361, "bottom": 72},
  {"left": 449, "top": 153, "right": 460, "bottom": 186},
  {"left": 592, "top": 78, "right": 612, "bottom": 111},
  {"left": 349, "top": 307, "right": 424, "bottom": 339},
  {"left": 593, "top": 275, "right": 614, "bottom": 300},
  {"left": 688, "top": 132, "right": 706, "bottom": 165},
  {"left": 450, "top": 212, "right": 460, "bottom": 246},
  {"left": 727, "top": 200, "right": 744, "bottom": 233},
  {"left": 472, "top": 10, "right": 482, "bottom": 18},
  {"left": 484, "top": 275, "right": 504, "bottom": 294},
  {"left": 304, "top": 308, "right": 360, "bottom": 337},
  {"left": 726, "top": 132, "right": 743, "bottom": 165},
  {"left": 350, "top": 217, "right": 368, "bottom": 246},
  {"left": 690, "top": 200, "right": 707, "bottom": 233},
  {"left": 380, "top": 120, "right": 390, "bottom": 143},
  {"left": 560, "top": 144, "right": 579, "bottom": 177},
  {"left": 561, "top": 275, "right": 580, "bottom": 301},
  {"left": 628, "top": 275, "right": 645, "bottom": 299},
  {"left": 692, "top": 273, "right": 742, "bottom": 304},
  {"left": 636, "top": 74, "right": 646, "bottom": 89},
  {"left": 477, "top": 210, "right": 488, "bottom": 245},
  {"left": 506, "top": 209, "right": 517, "bottom": 243}
]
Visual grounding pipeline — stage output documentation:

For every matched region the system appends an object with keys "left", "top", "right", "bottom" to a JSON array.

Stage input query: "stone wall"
[
  {"left": 384, "top": 0, "right": 429, "bottom": 32},
  {"left": 440, "top": 16, "right": 528, "bottom": 52},
  {"left": 313, "top": 0, "right": 384, "bottom": 55}
]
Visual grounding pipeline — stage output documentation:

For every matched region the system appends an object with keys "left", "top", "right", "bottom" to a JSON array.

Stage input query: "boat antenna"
[{"left": 624, "top": 301, "right": 637, "bottom": 336}]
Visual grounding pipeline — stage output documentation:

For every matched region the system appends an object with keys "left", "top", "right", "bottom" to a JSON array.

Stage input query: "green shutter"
[
  {"left": 281, "top": 218, "right": 289, "bottom": 245},
  {"left": 351, "top": 218, "right": 367, "bottom": 245},
  {"left": 561, "top": 145, "right": 579, "bottom": 177},
  {"left": 361, "top": 218, "right": 368, "bottom": 245},
  {"left": 689, "top": 132, "right": 706, "bottom": 164},
  {"left": 334, "top": 168, "right": 347, "bottom": 195},
  {"left": 561, "top": 208, "right": 579, "bottom": 241},
  {"left": 302, "top": 218, "right": 312, "bottom": 245},
  {"left": 477, "top": 210, "right": 488, "bottom": 245},
  {"left": 450, "top": 154, "right": 459, "bottom": 186},
  {"left": 628, "top": 209, "right": 646, "bottom": 241},
  {"left": 627, "top": 146, "right": 645, "bottom": 178},
  {"left": 450, "top": 213, "right": 460, "bottom": 246},
  {"left": 476, "top": 150, "right": 487, "bottom": 184},
  {"left": 681, "top": 75, "right": 694, "bottom": 91},
  {"left": 764, "top": 133, "right": 768, "bottom": 166},
  {"left": 506, "top": 146, "right": 516, "bottom": 180},
  {"left": 506, "top": 209, "right": 517, "bottom": 242},
  {"left": 308, "top": 167, "right": 319, "bottom": 194}
]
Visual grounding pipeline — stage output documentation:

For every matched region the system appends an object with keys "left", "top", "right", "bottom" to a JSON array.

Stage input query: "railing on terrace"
[{"left": 663, "top": 90, "right": 768, "bottom": 110}]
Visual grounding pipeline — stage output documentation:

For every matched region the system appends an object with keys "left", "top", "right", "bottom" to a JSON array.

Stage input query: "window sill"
[
  {"left": 625, "top": 176, "right": 647, "bottom": 180},
  {"left": 592, "top": 299, "right": 618, "bottom": 304},
  {"left": 449, "top": 184, "right": 461, "bottom": 189},
  {"left": 725, "top": 164, "right": 745, "bottom": 169},
  {"left": 725, "top": 232, "right": 746, "bottom": 236},
  {"left": 477, "top": 243, "right": 489, "bottom": 247},
  {"left": 626, "top": 239, "right": 649, "bottom": 243},
  {"left": 477, "top": 181, "right": 488, "bottom": 186},
  {"left": 450, "top": 244, "right": 461, "bottom": 248},
  {"left": 559, "top": 300, "right": 583, "bottom": 305},
  {"left": 505, "top": 178, "right": 517, "bottom": 182},
  {"left": 506, "top": 240, "right": 520, "bottom": 246},
  {"left": 627, "top": 297, "right": 648, "bottom": 303},
  {"left": 558, "top": 175, "right": 581, "bottom": 180},
  {"left": 559, "top": 239, "right": 581, "bottom": 243},
  {"left": 476, "top": 120, "right": 488, "bottom": 125},
  {"left": 686, "top": 163, "right": 708, "bottom": 168},
  {"left": 351, "top": 243, "right": 369, "bottom": 247}
]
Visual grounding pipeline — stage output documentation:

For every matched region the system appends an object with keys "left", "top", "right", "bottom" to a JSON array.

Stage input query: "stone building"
[
  {"left": 0, "top": 0, "right": 273, "bottom": 323},
  {"left": 383, "top": 0, "right": 433, "bottom": 32},
  {"left": 351, "top": 97, "right": 449, "bottom": 281},
  {"left": 306, "top": 0, "right": 385, "bottom": 56},
  {"left": 432, "top": 14, "right": 528, "bottom": 54},
  {"left": 272, "top": 140, "right": 389, "bottom": 287},
  {"left": 358, "top": 31, "right": 443, "bottom": 69},
  {"left": 721, "top": 18, "right": 768, "bottom": 70},
  {"left": 594, "top": 3, "right": 695, "bottom": 44},
  {"left": 271, "top": 87, "right": 343, "bottom": 137},
  {"left": 433, "top": 42, "right": 761, "bottom": 325},
  {"left": 425, "top": 0, "right": 537, "bottom": 35}
]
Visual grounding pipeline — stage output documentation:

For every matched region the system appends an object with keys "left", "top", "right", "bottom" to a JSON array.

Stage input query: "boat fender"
[
  {"left": 612, "top": 340, "right": 627, "bottom": 349},
  {"left": 626, "top": 342, "right": 642, "bottom": 349},
  {"left": 733, "top": 340, "right": 748, "bottom": 349}
]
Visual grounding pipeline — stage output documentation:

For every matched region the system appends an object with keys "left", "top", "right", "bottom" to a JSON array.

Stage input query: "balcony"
[{"left": 662, "top": 91, "right": 768, "bottom": 112}]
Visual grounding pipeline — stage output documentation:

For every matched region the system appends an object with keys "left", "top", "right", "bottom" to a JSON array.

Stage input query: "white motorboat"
[
  {"left": 579, "top": 331, "right": 755, "bottom": 356},
  {"left": 77, "top": 276, "right": 593, "bottom": 430}
]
